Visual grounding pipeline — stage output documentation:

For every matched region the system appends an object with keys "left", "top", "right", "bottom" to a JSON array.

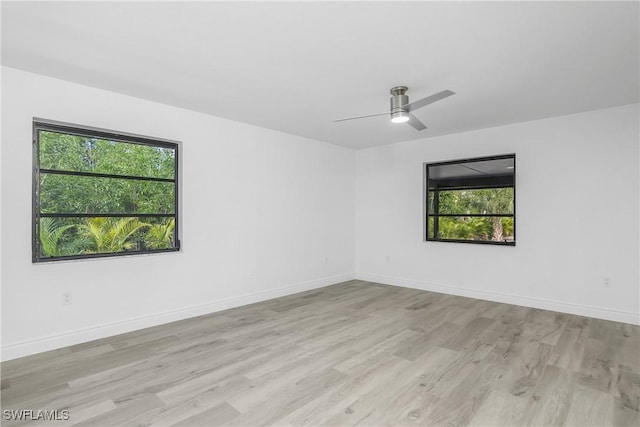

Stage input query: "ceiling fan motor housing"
[{"left": 390, "top": 86, "right": 409, "bottom": 121}]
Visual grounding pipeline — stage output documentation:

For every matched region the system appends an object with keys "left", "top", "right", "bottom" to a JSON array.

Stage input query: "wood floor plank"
[
  {"left": 143, "top": 376, "right": 252, "bottom": 426},
  {"left": 17, "top": 399, "right": 119, "bottom": 427},
  {"left": 617, "top": 337, "right": 640, "bottom": 375},
  {"left": 519, "top": 364, "right": 575, "bottom": 426},
  {"left": 355, "top": 388, "right": 439, "bottom": 427},
  {"left": 501, "top": 341, "right": 552, "bottom": 398},
  {"left": 396, "top": 345, "right": 459, "bottom": 395},
  {"left": 613, "top": 366, "right": 640, "bottom": 425},
  {"left": 392, "top": 321, "right": 459, "bottom": 361},
  {"left": 321, "top": 399, "right": 376, "bottom": 426},
  {"left": 2, "top": 339, "right": 163, "bottom": 403},
  {"left": 224, "top": 368, "right": 347, "bottom": 426},
  {"left": 614, "top": 396, "right": 640, "bottom": 427},
  {"left": 321, "top": 357, "right": 434, "bottom": 426},
  {"left": 171, "top": 402, "right": 240, "bottom": 427},
  {"left": 404, "top": 292, "right": 441, "bottom": 311},
  {"left": 73, "top": 393, "right": 165, "bottom": 427},
  {"left": 441, "top": 316, "right": 495, "bottom": 351},
  {"left": 468, "top": 389, "right": 528, "bottom": 427},
  {"left": 332, "top": 328, "right": 419, "bottom": 373},
  {"left": 425, "top": 350, "right": 507, "bottom": 426},
  {"left": 227, "top": 350, "right": 353, "bottom": 414},
  {"left": 548, "top": 315, "right": 590, "bottom": 372},
  {"left": 577, "top": 337, "right": 617, "bottom": 393},
  {"left": 349, "top": 347, "right": 459, "bottom": 426},
  {"left": 564, "top": 384, "right": 614, "bottom": 427},
  {"left": 273, "top": 354, "right": 410, "bottom": 426},
  {"left": 425, "top": 340, "right": 495, "bottom": 398},
  {"left": 154, "top": 349, "right": 276, "bottom": 406},
  {"left": 1, "top": 280, "right": 637, "bottom": 427}
]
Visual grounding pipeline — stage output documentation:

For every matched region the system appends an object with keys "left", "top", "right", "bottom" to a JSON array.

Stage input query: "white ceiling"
[{"left": 2, "top": 1, "right": 638, "bottom": 149}]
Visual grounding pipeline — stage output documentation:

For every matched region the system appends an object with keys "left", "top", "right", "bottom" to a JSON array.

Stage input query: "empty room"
[{"left": 1, "top": 1, "right": 638, "bottom": 426}]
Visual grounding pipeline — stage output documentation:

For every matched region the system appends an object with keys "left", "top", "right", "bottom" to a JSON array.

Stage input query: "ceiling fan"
[{"left": 334, "top": 86, "right": 455, "bottom": 131}]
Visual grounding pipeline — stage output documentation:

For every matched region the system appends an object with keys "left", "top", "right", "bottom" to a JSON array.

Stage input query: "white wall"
[
  {"left": 2, "top": 67, "right": 638, "bottom": 362},
  {"left": 0, "top": 67, "right": 356, "bottom": 360},
  {"left": 356, "top": 104, "right": 639, "bottom": 324}
]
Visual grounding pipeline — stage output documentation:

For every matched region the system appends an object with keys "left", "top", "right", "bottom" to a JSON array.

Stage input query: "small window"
[
  {"left": 425, "top": 154, "right": 515, "bottom": 245},
  {"left": 33, "top": 120, "right": 180, "bottom": 262}
]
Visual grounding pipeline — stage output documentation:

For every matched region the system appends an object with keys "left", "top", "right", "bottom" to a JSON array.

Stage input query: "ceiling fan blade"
[
  {"left": 334, "top": 112, "right": 389, "bottom": 122},
  {"left": 406, "top": 113, "right": 427, "bottom": 131},
  {"left": 403, "top": 89, "right": 455, "bottom": 112}
]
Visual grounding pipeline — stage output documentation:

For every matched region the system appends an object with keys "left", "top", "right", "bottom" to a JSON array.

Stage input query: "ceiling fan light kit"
[
  {"left": 390, "top": 111, "right": 410, "bottom": 123},
  {"left": 335, "top": 86, "right": 455, "bottom": 131}
]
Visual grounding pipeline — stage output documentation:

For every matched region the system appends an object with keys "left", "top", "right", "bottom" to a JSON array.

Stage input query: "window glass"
[
  {"left": 33, "top": 121, "right": 179, "bottom": 262},
  {"left": 426, "top": 155, "right": 515, "bottom": 245}
]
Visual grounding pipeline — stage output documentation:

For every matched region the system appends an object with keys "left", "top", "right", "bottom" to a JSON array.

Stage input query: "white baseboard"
[
  {"left": 1, "top": 273, "right": 356, "bottom": 361},
  {"left": 356, "top": 272, "right": 640, "bottom": 325}
]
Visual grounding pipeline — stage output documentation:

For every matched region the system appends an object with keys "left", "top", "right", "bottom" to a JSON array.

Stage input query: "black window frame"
[
  {"left": 425, "top": 154, "right": 516, "bottom": 246},
  {"left": 32, "top": 119, "right": 180, "bottom": 262}
]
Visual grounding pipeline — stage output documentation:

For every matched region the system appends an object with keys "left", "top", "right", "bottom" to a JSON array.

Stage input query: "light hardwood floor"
[{"left": 1, "top": 280, "right": 639, "bottom": 426}]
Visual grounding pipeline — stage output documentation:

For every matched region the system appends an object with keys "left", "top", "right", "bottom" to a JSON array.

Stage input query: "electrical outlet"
[
  {"left": 63, "top": 292, "right": 72, "bottom": 305},
  {"left": 324, "top": 256, "right": 329, "bottom": 265},
  {"left": 602, "top": 277, "right": 611, "bottom": 288}
]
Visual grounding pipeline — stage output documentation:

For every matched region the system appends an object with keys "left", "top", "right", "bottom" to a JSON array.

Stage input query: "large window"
[
  {"left": 33, "top": 120, "right": 180, "bottom": 262},
  {"left": 425, "top": 154, "right": 515, "bottom": 245}
]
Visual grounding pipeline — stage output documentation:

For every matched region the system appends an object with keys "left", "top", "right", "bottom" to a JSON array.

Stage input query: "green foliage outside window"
[
  {"left": 34, "top": 127, "right": 178, "bottom": 261},
  {"left": 428, "top": 187, "right": 514, "bottom": 242}
]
